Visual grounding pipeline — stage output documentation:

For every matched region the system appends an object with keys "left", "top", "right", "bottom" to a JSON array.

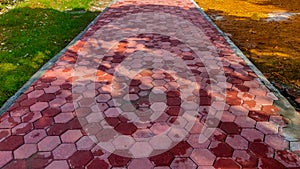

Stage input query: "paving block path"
[{"left": 1, "top": 0, "right": 300, "bottom": 168}]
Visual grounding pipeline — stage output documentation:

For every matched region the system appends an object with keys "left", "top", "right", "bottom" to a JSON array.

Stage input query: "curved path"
[{"left": 0, "top": 0, "right": 300, "bottom": 168}]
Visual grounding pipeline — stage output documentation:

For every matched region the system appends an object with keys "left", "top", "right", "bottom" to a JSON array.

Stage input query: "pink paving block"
[
  {"left": 38, "top": 136, "right": 61, "bottom": 151},
  {"left": 254, "top": 96, "right": 273, "bottom": 106},
  {"left": 52, "top": 143, "right": 76, "bottom": 159},
  {"left": 187, "top": 134, "right": 211, "bottom": 149},
  {"left": 220, "top": 111, "right": 236, "bottom": 122},
  {"left": 76, "top": 136, "right": 95, "bottom": 150},
  {"left": 190, "top": 149, "right": 216, "bottom": 165},
  {"left": 14, "top": 144, "right": 37, "bottom": 159},
  {"left": 265, "top": 135, "right": 289, "bottom": 150},
  {"left": 11, "top": 123, "right": 33, "bottom": 135},
  {"left": 226, "top": 135, "right": 248, "bottom": 150},
  {"left": 229, "top": 105, "right": 249, "bottom": 116},
  {"left": 24, "top": 129, "right": 47, "bottom": 143},
  {"left": 170, "top": 158, "right": 197, "bottom": 169},
  {"left": 234, "top": 116, "right": 256, "bottom": 128},
  {"left": 232, "top": 150, "right": 258, "bottom": 168},
  {"left": 45, "top": 160, "right": 69, "bottom": 169},
  {"left": 61, "top": 130, "right": 83, "bottom": 143},
  {"left": 28, "top": 90, "right": 44, "bottom": 99},
  {"left": 0, "top": 151, "right": 12, "bottom": 168},
  {"left": 87, "top": 158, "right": 110, "bottom": 169},
  {"left": 49, "top": 98, "right": 67, "bottom": 108},
  {"left": 44, "top": 86, "right": 60, "bottom": 94},
  {"left": 61, "top": 103, "right": 74, "bottom": 112},
  {"left": 241, "top": 128, "right": 264, "bottom": 142},
  {"left": 256, "top": 122, "right": 278, "bottom": 134},
  {"left": 128, "top": 158, "right": 154, "bottom": 169},
  {"left": 54, "top": 113, "right": 74, "bottom": 123},
  {"left": 30, "top": 102, "right": 49, "bottom": 112}
]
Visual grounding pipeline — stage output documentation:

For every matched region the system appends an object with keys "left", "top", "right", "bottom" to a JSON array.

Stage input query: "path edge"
[
  {"left": 0, "top": 8, "right": 109, "bottom": 114},
  {"left": 190, "top": 0, "right": 300, "bottom": 137}
]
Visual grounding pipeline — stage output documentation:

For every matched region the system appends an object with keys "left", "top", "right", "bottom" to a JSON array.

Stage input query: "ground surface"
[
  {"left": 0, "top": 0, "right": 111, "bottom": 106},
  {"left": 0, "top": 0, "right": 300, "bottom": 168},
  {"left": 195, "top": 0, "right": 300, "bottom": 107}
]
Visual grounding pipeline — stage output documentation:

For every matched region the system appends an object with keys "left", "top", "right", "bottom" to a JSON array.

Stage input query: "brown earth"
[{"left": 195, "top": 0, "right": 300, "bottom": 108}]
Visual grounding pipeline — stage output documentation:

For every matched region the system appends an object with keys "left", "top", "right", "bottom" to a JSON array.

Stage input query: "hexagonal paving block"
[
  {"left": 265, "top": 135, "right": 289, "bottom": 150},
  {"left": 209, "top": 141, "right": 234, "bottom": 157},
  {"left": 76, "top": 136, "right": 96, "bottom": 150},
  {"left": 128, "top": 158, "right": 154, "bottom": 169},
  {"left": 132, "top": 129, "right": 154, "bottom": 141},
  {"left": 54, "top": 113, "right": 74, "bottom": 123},
  {"left": 11, "top": 123, "right": 33, "bottom": 135},
  {"left": 150, "top": 102, "right": 167, "bottom": 112},
  {"left": 220, "top": 122, "right": 241, "bottom": 134},
  {"left": 190, "top": 149, "right": 216, "bottom": 165},
  {"left": 24, "top": 129, "right": 47, "bottom": 143},
  {"left": 112, "top": 135, "right": 135, "bottom": 150},
  {"left": 256, "top": 122, "right": 278, "bottom": 134},
  {"left": 96, "top": 94, "right": 112, "bottom": 102},
  {"left": 38, "top": 136, "right": 61, "bottom": 151},
  {"left": 170, "top": 157, "right": 197, "bottom": 169},
  {"left": 275, "top": 150, "right": 300, "bottom": 167},
  {"left": 170, "top": 141, "right": 193, "bottom": 157},
  {"left": 108, "top": 153, "right": 131, "bottom": 167},
  {"left": 53, "top": 143, "right": 76, "bottom": 159},
  {"left": 226, "top": 135, "right": 248, "bottom": 150},
  {"left": 232, "top": 150, "right": 258, "bottom": 168},
  {"left": 148, "top": 130, "right": 171, "bottom": 146},
  {"left": 14, "top": 144, "right": 37, "bottom": 159},
  {"left": 167, "top": 128, "right": 188, "bottom": 142},
  {"left": 234, "top": 116, "right": 256, "bottom": 128},
  {"left": 87, "top": 158, "right": 110, "bottom": 169},
  {"left": 30, "top": 102, "right": 49, "bottom": 112},
  {"left": 0, "top": 135, "right": 24, "bottom": 151},
  {"left": 0, "top": 151, "right": 12, "bottom": 168},
  {"left": 28, "top": 90, "right": 44, "bottom": 99},
  {"left": 187, "top": 134, "right": 211, "bottom": 149},
  {"left": 214, "top": 158, "right": 241, "bottom": 169},
  {"left": 149, "top": 151, "right": 175, "bottom": 166},
  {"left": 104, "top": 108, "right": 122, "bottom": 117},
  {"left": 49, "top": 98, "right": 67, "bottom": 108},
  {"left": 115, "top": 122, "right": 137, "bottom": 135},
  {"left": 130, "top": 142, "right": 153, "bottom": 158},
  {"left": 229, "top": 105, "right": 249, "bottom": 116},
  {"left": 249, "top": 142, "right": 274, "bottom": 158},
  {"left": 61, "top": 103, "right": 75, "bottom": 112},
  {"left": 68, "top": 150, "right": 93, "bottom": 168},
  {"left": 241, "top": 128, "right": 264, "bottom": 142},
  {"left": 45, "top": 160, "right": 69, "bottom": 169},
  {"left": 61, "top": 130, "right": 83, "bottom": 143}
]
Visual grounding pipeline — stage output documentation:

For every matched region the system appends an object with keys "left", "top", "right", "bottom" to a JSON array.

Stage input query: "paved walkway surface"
[{"left": 1, "top": 0, "right": 300, "bottom": 168}]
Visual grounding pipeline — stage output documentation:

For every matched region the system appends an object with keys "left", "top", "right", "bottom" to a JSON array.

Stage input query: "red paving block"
[{"left": 0, "top": 0, "right": 300, "bottom": 168}]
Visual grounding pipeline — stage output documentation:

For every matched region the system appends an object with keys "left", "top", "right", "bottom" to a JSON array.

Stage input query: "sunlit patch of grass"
[{"left": 195, "top": 0, "right": 284, "bottom": 19}]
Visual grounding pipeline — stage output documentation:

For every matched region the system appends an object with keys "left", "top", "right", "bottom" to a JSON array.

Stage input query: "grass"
[
  {"left": 0, "top": 0, "right": 111, "bottom": 106},
  {"left": 195, "top": 0, "right": 300, "bottom": 89}
]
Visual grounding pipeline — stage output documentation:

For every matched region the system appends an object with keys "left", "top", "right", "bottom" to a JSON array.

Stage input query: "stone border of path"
[{"left": 1, "top": 0, "right": 300, "bottom": 140}]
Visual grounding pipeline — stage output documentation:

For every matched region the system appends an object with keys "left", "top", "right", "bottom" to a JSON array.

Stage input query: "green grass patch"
[{"left": 0, "top": 0, "right": 109, "bottom": 106}]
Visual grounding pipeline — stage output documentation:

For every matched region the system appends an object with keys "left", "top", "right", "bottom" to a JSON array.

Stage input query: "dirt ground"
[{"left": 195, "top": 0, "right": 300, "bottom": 106}]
